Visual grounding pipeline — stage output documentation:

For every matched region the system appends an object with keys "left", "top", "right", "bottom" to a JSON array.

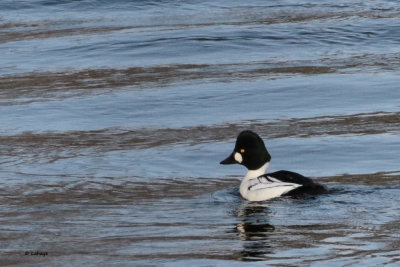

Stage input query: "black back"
[{"left": 263, "top": 170, "right": 327, "bottom": 195}]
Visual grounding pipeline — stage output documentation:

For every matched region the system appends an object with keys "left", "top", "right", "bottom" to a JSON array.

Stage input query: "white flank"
[{"left": 239, "top": 162, "right": 301, "bottom": 201}]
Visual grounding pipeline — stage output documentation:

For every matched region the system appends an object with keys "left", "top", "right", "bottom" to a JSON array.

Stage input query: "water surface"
[{"left": 1, "top": 0, "right": 400, "bottom": 266}]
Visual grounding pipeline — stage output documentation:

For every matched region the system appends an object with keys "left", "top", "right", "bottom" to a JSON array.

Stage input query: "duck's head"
[{"left": 220, "top": 130, "right": 271, "bottom": 170}]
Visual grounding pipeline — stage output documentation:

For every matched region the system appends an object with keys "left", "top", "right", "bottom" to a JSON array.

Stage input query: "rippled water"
[{"left": 1, "top": 0, "right": 400, "bottom": 266}]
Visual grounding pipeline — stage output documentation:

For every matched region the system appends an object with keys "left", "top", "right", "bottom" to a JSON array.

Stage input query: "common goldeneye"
[{"left": 220, "top": 130, "right": 326, "bottom": 201}]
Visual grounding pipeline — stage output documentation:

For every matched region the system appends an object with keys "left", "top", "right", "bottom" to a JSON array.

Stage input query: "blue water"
[{"left": 1, "top": 0, "right": 399, "bottom": 266}]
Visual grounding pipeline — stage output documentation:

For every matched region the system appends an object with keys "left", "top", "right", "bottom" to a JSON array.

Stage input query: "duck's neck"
[{"left": 244, "top": 162, "right": 270, "bottom": 180}]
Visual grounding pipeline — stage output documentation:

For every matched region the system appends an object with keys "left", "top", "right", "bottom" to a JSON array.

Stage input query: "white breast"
[{"left": 240, "top": 176, "right": 301, "bottom": 201}]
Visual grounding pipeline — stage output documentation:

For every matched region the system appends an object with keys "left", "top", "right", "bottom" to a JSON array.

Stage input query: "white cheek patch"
[{"left": 234, "top": 152, "right": 243, "bottom": 163}]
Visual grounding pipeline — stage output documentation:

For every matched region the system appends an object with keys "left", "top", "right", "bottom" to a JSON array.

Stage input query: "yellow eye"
[{"left": 240, "top": 149, "right": 245, "bottom": 153}]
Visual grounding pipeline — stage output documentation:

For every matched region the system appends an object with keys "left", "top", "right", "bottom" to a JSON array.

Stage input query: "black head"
[{"left": 220, "top": 130, "right": 271, "bottom": 170}]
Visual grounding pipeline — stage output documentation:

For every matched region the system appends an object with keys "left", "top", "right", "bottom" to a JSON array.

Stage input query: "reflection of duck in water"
[
  {"left": 221, "top": 130, "right": 327, "bottom": 201},
  {"left": 234, "top": 202, "right": 275, "bottom": 261},
  {"left": 236, "top": 203, "right": 275, "bottom": 241}
]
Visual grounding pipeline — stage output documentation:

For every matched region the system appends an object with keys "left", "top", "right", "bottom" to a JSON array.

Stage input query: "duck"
[{"left": 220, "top": 130, "right": 326, "bottom": 201}]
